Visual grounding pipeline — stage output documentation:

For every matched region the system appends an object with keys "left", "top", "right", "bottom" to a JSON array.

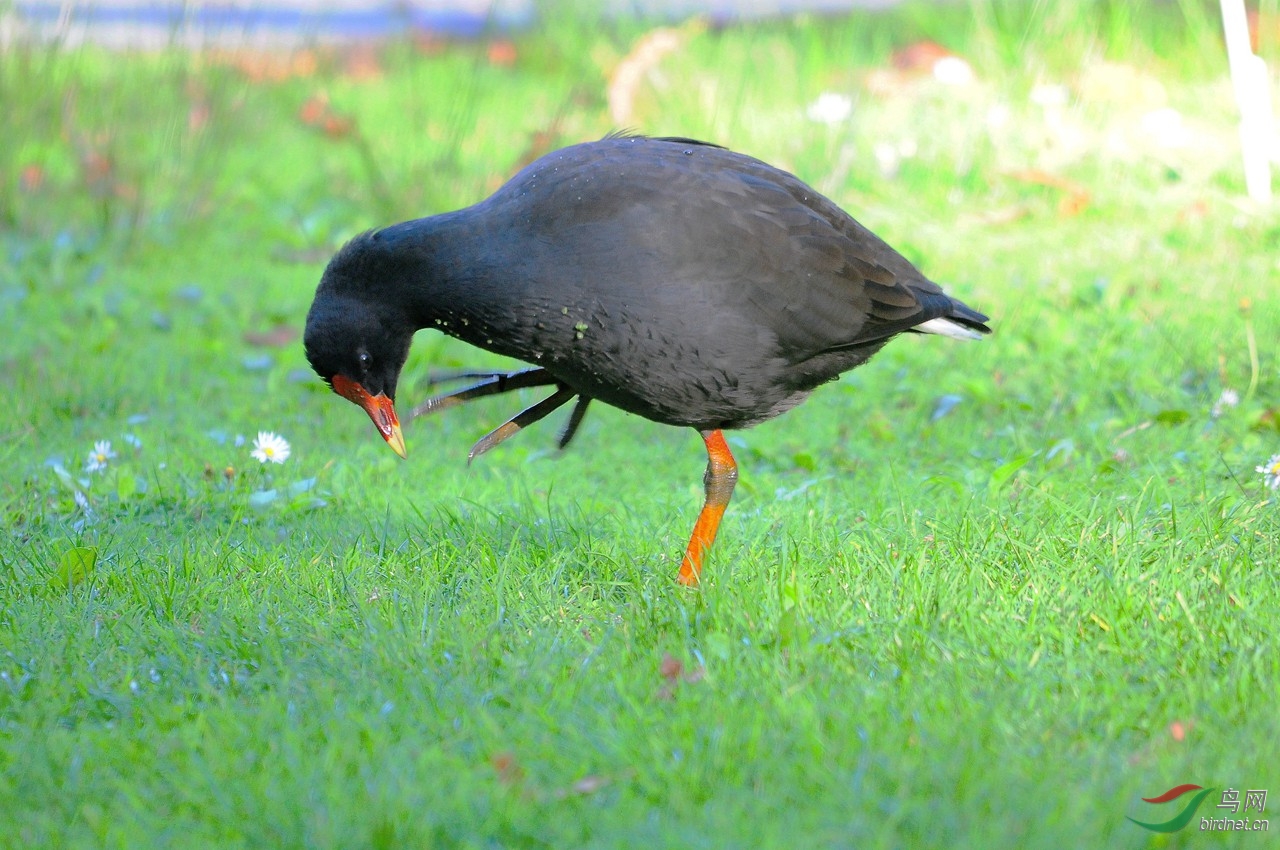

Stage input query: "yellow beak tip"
[{"left": 386, "top": 425, "right": 407, "bottom": 459}]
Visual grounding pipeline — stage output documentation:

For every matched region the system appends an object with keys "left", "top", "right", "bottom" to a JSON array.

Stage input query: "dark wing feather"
[{"left": 718, "top": 148, "right": 989, "bottom": 353}]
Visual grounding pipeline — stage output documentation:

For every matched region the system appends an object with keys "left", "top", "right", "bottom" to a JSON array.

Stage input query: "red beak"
[{"left": 331, "top": 375, "right": 407, "bottom": 458}]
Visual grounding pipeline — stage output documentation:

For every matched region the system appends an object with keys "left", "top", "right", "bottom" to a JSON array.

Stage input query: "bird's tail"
[
  {"left": 915, "top": 316, "right": 987, "bottom": 341},
  {"left": 914, "top": 297, "right": 991, "bottom": 341}
]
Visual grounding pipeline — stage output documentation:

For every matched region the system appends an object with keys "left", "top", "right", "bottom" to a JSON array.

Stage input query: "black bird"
[{"left": 304, "top": 135, "right": 989, "bottom": 585}]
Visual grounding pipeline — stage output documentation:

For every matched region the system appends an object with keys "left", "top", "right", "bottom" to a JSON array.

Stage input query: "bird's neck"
[{"left": 374, "top": 206, "right": 505, "bottom": 333}]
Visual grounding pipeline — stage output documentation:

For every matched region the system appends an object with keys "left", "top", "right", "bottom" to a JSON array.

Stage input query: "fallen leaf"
[
  {"left": 215, "top": 48, "right": 318, "bottom": 83},
  {"left": 1005, "top": 169, "right": 1091, "bottom": 217},
  {"left": 1176, "top": 199, "right": 1208, "bottom": 222},
  {"left": 80, "top": 149, "right": 115, "bottom": 190},
  {"left": 188, "top": 101, "right": 211, "bottom": 132},
  {"left": 1057, "top": 191, "right": 1090, "bottom": 217},
  {"left": 341, "top": 45, "right": 383, "bottom": 81},
  {"left": 297, "top": 93, "right": 357, "bottom": 139},
  {"left": 657, "top": 653, "right": 705, "bottom": 700},
  {"left": 412, "top": 32, "right": 447, "bottom": 56},
  {"left": 244, "top": 325, "right": 297, "bottom": 348},
  {"left": 322, "top": 114, "right": 355, "bottom": 139},
  {"left": 487, "top": 40, "right": 518, "bottom": 67},
  {"left": 299, "top": 95, "right": 328, "bottom": 126},
  {"left": 659, "top": 654, "right": 683, "bottom": 681},
  {"left": 891, "top": 41, "right": 952, "bottom": 73},
  {"left": 608, "top": 20, "right": 704, "bottom": 126},
  {"left": 490, "top": 751, "right": 524, "bottom": 787},
  {"left": 1246, "top": 10, "right": 1280, "bottom": 53},
  {"left": 1251, "top": 407, "right": 1280, "bottom": 432},
  {"left": 19, "top": 164, "right": 45, "bottom": 192},
  {"left": 967, "top": 205, "right": 1031, "bottom": 226},
  {"left": 291, "top": 50, "right": 319, "bottom": 79}
]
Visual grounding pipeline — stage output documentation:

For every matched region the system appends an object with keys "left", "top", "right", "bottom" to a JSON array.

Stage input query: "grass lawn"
[{"left": 2, "top": 2, "right": 1278, "bottom": 847}]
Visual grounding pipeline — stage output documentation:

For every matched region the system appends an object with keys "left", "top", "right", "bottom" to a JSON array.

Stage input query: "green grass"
[{"left": 2, "top": 2, "right": 1279, "bottom": 847}]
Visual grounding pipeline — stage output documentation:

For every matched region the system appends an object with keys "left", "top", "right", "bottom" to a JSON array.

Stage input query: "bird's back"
[{"left": 432, "top": 136, "right": 988, "bottom": 429}]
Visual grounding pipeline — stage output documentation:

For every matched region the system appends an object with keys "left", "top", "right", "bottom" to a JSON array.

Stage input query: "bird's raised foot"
[
  {"left": 407, "top": 368, "right": 557, "bottom": 420},
  {"left": 467, "top": 386, "right": 577, "bottom": 463}
]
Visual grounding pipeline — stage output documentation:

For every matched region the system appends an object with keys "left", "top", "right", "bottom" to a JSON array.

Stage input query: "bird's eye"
[{"left": 358, "top": 351, "right": 372, "bottom": 370}]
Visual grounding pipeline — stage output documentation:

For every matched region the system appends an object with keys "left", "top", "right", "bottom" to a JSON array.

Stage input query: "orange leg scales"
[{"left": 678, "top": 429, "right": 738, "bottom": 586}]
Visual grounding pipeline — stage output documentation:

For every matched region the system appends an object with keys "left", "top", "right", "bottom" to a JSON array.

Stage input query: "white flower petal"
[
  {"left": 85, "top": 440, "right": 115, "bottom": 473},
  {"left": 1257, "top": 453, "right": 1280, "bottom": 491},
  {"left": 251, "top": 431, "right": 291, "bottom": 465},
  {"left": 806, "top": 92, "right": 853, "bottom": 126},
  {"left": 932, "top": 56, "right": 975, "bottom": 87}
]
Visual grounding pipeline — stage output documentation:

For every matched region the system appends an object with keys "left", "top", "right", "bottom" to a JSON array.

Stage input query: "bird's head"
[{"left": 304, "top": 240, "right": 416, "bottom": 458}]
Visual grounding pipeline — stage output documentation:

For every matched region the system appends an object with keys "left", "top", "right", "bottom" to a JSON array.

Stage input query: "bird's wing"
[{"left": 717, "top": 152, "right": 989, "bottom": 357}]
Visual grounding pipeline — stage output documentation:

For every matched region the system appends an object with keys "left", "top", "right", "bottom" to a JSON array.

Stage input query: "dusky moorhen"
[{"left": 304, "top": 135, "right": 990, "bottom": 585}]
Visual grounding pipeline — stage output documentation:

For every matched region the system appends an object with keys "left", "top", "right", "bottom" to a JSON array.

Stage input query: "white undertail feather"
[{"left": 915, "top": 317, "right": 985, "bottom": 341}]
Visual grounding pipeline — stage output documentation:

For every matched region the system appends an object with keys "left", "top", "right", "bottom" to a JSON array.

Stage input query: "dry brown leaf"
[
  {"left": 1246, "top": 10, "right": 1280, "bottom": 52},
  {"left": 299, "top": 95, "right": 328, "bottom": 126},
  {"left": 490, "top": 751, "right": 524, "bottom": 787},
  {"left": 659, "top": 654, "right": 683, "bottom": 681},
  {"left": 608, "top": 20, "right": 705, "bottom": 126},
  {"left": 487, "top": 40, "right": 518, "bottom": 67},
  {"left": 1005, "top": 169, "right": 1091, "bottom": 217},
  {"left": 656, "top": 653, "right": 706, "bottom": 700},
  {"left": 214, "top": 48, "right": 317, "bottom": 83},
  {"left": 967, "top": 205, "right": 1031, "bottom": 226},
  {"left": 342, "top": 46, "right": 383, "bottom": 81},
  {"left": 187, "top": 101, "right": 211, "bottom": 132},
  {"left": 1057, "top": 191, "right": 1090, "bottom": 217},
  {"left": 19, "top": 164, "right": 44, "bottom": 192},
  {"left": 412, "top": 32, "right": 447, "bottom": 56},
  {"left": 298, "top": 94, "right": 357, "bottom": 140},
  {"left": 1176, "top": 199, "right": 1208, "bottom": 223},
  {"left": 243, "top": 325, "right": 297, "bottom": 348},
  {"left": 322, "top": 115, "right": 355, "bottom": 140},
  {"left": 891, "top": 41, "right": 952, "bottom": 73}
]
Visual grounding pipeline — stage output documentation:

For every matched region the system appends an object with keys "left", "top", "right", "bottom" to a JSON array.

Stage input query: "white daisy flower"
[
  {"left": 85, "top": 440, "right": 116, "bottom": 473},
  {"left": 932, "top": 55, "right": 975, "bottom": 87},
  {"left": 250, "top": 432, "right": 291, "bottom": 465},
  {"left": 1257, "top": 454, "right": 1280, "bottom": 491},
  {"left": 1211, "top": 388, "right": 1240, "bottom": 419},
  {"left": 806, "top": 92, "right": 853, "bottom": 125}
]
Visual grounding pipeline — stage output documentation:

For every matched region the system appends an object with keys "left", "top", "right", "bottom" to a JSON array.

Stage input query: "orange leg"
[{"left": 678, "top": 429, "right": 739, "bottom": 586}]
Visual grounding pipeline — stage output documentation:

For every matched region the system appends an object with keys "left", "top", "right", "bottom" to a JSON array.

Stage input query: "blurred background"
[
  {"left": 3, "top": 0, "right": 1274, "bottom": 243},
  {"left": 4, "top": 8, "right": 1280, "bottom": 847},
  {"left": 2, "top": 0, "right": 1278, "bottom": 492}
]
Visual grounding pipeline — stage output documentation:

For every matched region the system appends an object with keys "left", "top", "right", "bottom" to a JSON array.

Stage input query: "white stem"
[{"left": 1220, "top": 0, "right": 1274, "bottom": 203}]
